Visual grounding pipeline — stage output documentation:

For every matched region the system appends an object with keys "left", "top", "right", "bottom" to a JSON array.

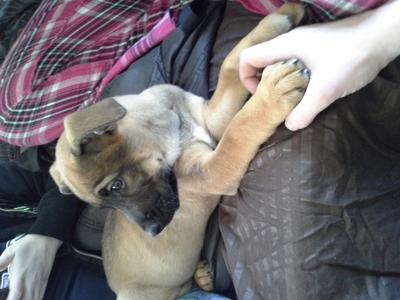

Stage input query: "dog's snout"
[
  {"left": 143, "top": 211, "right": 162, "bottom": 236},
  {"left": 142, "top": 208, "right": 175, "bottom": 237},
  {"left": 145, "top": 210, "right": 157, "bottom": 220},
  {"left": 144, "top": 222, "right": 162, "bottom": 237},
  {"left": 115, "top": 170, "right": 179, "bottom": 236}
]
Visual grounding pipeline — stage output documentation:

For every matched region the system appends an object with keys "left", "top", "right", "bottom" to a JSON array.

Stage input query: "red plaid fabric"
[
  {"left": 98, "top": 10, "right": 177, "bottom": 96},
  {"left": 0, "top": 0, "right": 192, "bottom": 146},
  {"left": 239, "top": 0, "right": 388, "bottom": 21},
  {"left": 0, "top": 0, "right": 389, "bottom": 147}
]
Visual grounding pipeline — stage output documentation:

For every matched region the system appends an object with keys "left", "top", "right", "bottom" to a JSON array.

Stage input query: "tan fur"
[{"left": 50, "top": 4, "right": 308, "bottom": 300}]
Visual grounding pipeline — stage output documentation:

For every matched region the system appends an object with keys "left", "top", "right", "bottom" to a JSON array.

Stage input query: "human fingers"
[
  {"left": 24, "top": 272, "right": 48, "bottom": 300},
  {"left": 0, "top": 247, "right": 14, "bottom": 271},
  {"left": 239, "top": 35, "right": 295, "bottom": 93},
  {"left": 36, "top": 283, "right": 47, "bottom": 300},
  {"left": 7, "top": 275, "right": 23, "bottom": 300},
  {"left": 284, "top": 76, "right": 334, "bottom": 131}
]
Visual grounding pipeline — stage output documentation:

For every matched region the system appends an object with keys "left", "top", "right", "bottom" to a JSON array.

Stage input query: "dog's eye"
[{"left": 108, "top": 178, "right": 125, "bottom": 193}]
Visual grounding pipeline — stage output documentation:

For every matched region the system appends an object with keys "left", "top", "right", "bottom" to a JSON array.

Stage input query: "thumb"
[
  {"left": 0, "top": 247, "right": 14, "bottom": 271},
  {"left": 240, "top": 34, "right": 296, "bottom": 93},
  {"left": 285, "top": 76, "right": 333, "bottom": 131}
]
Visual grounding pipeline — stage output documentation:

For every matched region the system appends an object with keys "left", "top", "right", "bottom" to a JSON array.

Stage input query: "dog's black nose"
[{"left": 144, "top": 222, "right": 162, "bottom": 237}]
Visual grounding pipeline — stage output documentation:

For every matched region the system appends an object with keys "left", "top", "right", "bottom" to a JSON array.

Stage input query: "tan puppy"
[{"left": 50, "top": 4, "right": 308, "bottom": 300}]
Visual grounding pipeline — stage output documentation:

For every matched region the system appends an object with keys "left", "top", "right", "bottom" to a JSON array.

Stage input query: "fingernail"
[{"left": 301, "top": 68, "right": 311, "bottom": 76}]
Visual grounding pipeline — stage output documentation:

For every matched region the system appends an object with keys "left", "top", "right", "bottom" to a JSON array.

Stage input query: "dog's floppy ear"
[
  {"left": 50, "top": 163, "right": 73, "bottom": 195},
  {"left": 64, "top": 98, "right": 126, "bottom": 156}
]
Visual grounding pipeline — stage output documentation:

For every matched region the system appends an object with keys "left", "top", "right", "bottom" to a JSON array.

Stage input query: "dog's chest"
[
  {"left": 178, "top": 107, "right": 215, "bottom": 149},
  {"left": 192, "top": 125, "right": 215, "bottom": 148}
]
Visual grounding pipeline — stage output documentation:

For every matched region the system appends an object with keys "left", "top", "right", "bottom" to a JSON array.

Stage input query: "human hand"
[
  {"left": 0, "top": 234, "right": 62, "bottom": 300},
  {"left": 240, "top": 2, "right": 400, "bottom": 130}
]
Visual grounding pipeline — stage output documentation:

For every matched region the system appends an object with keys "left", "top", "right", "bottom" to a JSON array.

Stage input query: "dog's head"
[{"left": 51, "top": 87, "right": 184, "bottom": 236}]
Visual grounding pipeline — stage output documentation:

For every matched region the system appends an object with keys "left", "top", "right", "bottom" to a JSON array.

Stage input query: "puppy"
[{"left": 50, "top": 4, "right": 308, "bottom": 300}]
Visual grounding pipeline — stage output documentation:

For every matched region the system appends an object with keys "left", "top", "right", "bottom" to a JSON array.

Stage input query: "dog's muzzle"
[{"left": 125, "top": 171, "right": 179, "bottom": 237}]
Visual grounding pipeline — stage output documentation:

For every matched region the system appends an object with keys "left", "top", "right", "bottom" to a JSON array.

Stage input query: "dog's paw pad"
[{"left": 194, "top": 261, "right": 214, "bottom": 292}]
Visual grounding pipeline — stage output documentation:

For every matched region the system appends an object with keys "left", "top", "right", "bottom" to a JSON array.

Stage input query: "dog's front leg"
[
  {"left": 204, "top": 3, "right": 305, "bottom": 141},
  {"left": 193, "top": 59, "right": 309, "bottom": 195}
]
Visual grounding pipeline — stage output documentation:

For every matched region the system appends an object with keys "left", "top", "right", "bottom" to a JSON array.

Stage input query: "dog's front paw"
[
  {"left": 256, "top": 59, "right": 310, "bottom": 123},
  {"left": 275, "top": 3, "right": 305, "bottom": 27},
  {"left": 194, "top": 261, "right": 214, "bottom": 292}
]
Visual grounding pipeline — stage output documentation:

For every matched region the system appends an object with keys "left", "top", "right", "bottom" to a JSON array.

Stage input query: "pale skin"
[
  {"left": 240, "top": 0, "right": 400, "bottom": 131},
  {"left": 0, "top": 234, "right": 61, "bottom": 300}
]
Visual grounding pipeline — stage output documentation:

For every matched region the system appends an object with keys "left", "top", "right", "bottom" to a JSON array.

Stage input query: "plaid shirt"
[
  {"left": 0, "top": 0, "right": 191, "bottom": 146},
  {"left": 98, "top": 10, "right": 177, "bottom": 96},
  {"left": 239, "top": 0, "right": 388, "bottom": 21},
  {"left": 0, "top": 0, "right": 389, "bottom": 147}
]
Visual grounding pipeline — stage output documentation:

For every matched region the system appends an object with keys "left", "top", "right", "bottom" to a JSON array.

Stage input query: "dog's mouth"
[{"left": 149, "top": 172, "right": 179, "bottom": 236}]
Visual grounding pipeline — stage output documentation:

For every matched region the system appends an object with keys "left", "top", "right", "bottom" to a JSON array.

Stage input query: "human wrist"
[
  {"left": 25, "top": 234, "right": 63, "bottom": 249},
  {"left": 361, "top": 0, "right": 400, "bottom": 68}
]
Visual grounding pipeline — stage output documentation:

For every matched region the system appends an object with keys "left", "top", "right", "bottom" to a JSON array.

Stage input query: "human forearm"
[
  {"left": 359, "top": 0, "right": 400, "bottom": 70},
  {"left": 239, "top": 0, "right": 400, "bottom": 130},
  {"left": 0, "top": 234, "right": 61, "bottom": 300}
]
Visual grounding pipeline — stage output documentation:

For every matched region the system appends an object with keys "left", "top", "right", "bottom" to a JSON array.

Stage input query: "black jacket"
[{"left": 0, "top": 151, "right": 82, "bottom": 243}]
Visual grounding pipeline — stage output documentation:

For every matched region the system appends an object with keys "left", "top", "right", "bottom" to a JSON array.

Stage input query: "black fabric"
[
  {"left": 44, "top": 254, "right": 115, "bottom": 300},
  {"left": 0, "top": 241, "right": 115, "bottom": 300},
  {"left": 102, "top": 1, "right": 225, "bottom": 100},
  {"left": 0, "top": 162, "right": 83, "bottom": 242},
  {"left": 28, "top": 186, "right": 83, "bottom": 242},
  {"left": 207, "top": 1, "right": 263, "bottom": 93},
  {"left": 0, "top": 219, "right": 32, "bottom": 243},
  {"left": 0, "top": 0, "right": 42, "bottom": 64},
  {"left": 73, "top": 206, "right": 109, "bottom": 253},
  {"left": 0, "top": 141, "right": 20, "bottom": 161},
  {"left": 219, "top": 46, "right": 400, "bottom": 300},
  {"left": 0, "top": 0, "right": 42, "bottom": 161},
  {"left": 12, "top": 144, "right": 52, "bottom": 172}
]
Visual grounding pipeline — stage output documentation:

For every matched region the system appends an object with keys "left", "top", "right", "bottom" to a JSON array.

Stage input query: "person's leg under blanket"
[{"left": 218, "top": 8, "right": 400, "bottom": 300}]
